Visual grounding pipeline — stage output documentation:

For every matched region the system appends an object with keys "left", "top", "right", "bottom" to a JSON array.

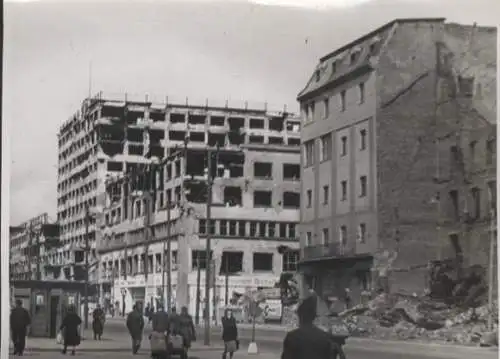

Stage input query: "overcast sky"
[{"left": 4, "top": 0, "right": 498, "bottom": 224}]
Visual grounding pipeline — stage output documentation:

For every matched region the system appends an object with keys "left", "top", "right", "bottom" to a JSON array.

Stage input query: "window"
[
  {"left": 331, "top": 60, "right": 337, "bottom": 73},
  {"left": 192, "top": 250, "right": 212, "bottom": 270},
  {"left": 306, "top": 190, "right": 312, "bottom": 208},
  {"left": 279, "top": 223, "right": 287, "bottom": 238},
  {"left": 268, "top": 222, "right": 276, "bottom": 237},
  {"left": 358, "top": 83, "right": 365, "bottom": 104},
  {"left": 341, "top": 181, "right": 347, "bottom": 201},
  {"left": 315, "top": 70, "right": 320, "bottom": 82},
  {"left": 229, "top": 221, "right": 237, "bottom": 236},
  {"left": 289, "top": 223, "right": 296, "bottom": 238},
  {"left": 469, "top": 141, "right": 477, "bottom": 163},
  {"left": 220, "top": 220, "right": 227, "bottom": 236},
  {"left": 305, "top": 232, "right": 312, "bottom": 246},
  {"left": 341, "top": 136, "right": 348, "bottom": 156},
  {"left": 320, "top": 134, "right": 332, "bottom": 161},
  {"left": 304, "top": 141, "right": 315, "bottom": 167},
  {"left": 487, "top": 139, "right": 496, "bottom": 165},
  {"left": 254, "top": 162, "right": 273, "bottom": 179},
  {"left": 339, "top": 226, "right": 347, "bottom": 246},
  {"left": 350, "top": 51, "right": 359, "bottom": 64},
  {"left": 449, "top": 190, "right": 459, "bottom": 220},
  {"left": 323, "top": 185, "right": 329, "bottom": 205},
  {"left": 249, "top": 221, "right": 257, "bottom": 237},
  {"left": 323, "top": 98, "right": 329, "bottom": 119},
  {"left": 360, "top": 176, "right": 367, "bottom": 197},
  {"left": 283, "top": 163, "right": 300, "bottom": 181},
  {"left": 322, "top": 228, "right": 329, "bottom": 244},
  {"left": 259, "top": 222, "right": 267, "bottom": 237},
  {"left": 282, "top": 250, "right": 299, "bottom": 272},
  {"left": 487, "top": 181, "right": 496, "bottom": 213},
  {"left": 238, "top": 221, "right": 246, "bottom": 236},
  {"left": 208, "top": 219, "right": 215, "bottom": 235},
  {"left": 470, "top": 187, "right": 481, "bottom": 219},
  {"left": 283, "top": 192, "right": 300, "bottom": 209},
  {"left": 253, "top": 252, "right": 273, "bottom": 272},
  {"left": 309, "top": 102, "right": 315, "bottom": 121},
  {"left": 360, "top": 129, "right": 367, "bottom": 150},
  {"left": 198, "top": 219, "right": 206, "bottom": 234},
  {"left": 340, "top": 91, "right": 346, "bottom": 111},
  {"left": 358, "top": 223, "right": 366, "bottom": 243},
  {"left": 253, "top": 191, "right": 272, "bottom": 207}
]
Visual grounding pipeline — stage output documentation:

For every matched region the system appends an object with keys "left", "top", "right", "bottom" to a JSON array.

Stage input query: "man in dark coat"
[
  {"left": 92, "top": 304, "right": 105, "bottom": 340},
  {"left": 127, "top": 304, "right": 145, "bottom": 354},
  {"left": 10, "top": 299, "right": 31, "bottom": 356},
  {"left": 152, "top": 305, "right": 169, "bottom": 333},
  {"left": 281, "top": 294, "right": 335, "bottom": 359},
  {"left": 222, "top": 309, "right": 239, "bottom": 359}
]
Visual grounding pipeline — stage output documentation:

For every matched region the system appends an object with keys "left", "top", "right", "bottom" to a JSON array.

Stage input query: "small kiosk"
[{"left": 10, "top": 280, "right": 86, "bottom": 338}]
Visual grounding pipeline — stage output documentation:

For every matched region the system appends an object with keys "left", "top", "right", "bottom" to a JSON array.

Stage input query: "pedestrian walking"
[
  {"left": 127, "top": 304, "right": 145, "bottom": 354},
  {"left": 149, "top": 305, "right": 169, "bottom": 359},
  {"left": 10, "top": 299, "right": 31, "bottom": 356},
  {"left": 92, "top": 304, "right": 106, "bottom": 340},
  {"left": 281, "top": 294, "right": 336, "bottom": 359},
  {"left": 222, "top": 309, "right": 239, "bottom": 359},
  {"left": 59, "top": 305, "right": 82, "bottom": 356},
  {"left": 168, "top": 307, "right": 180, "bottom": 334},
  {"left": 177, "top": 306, "right": 196, "bottom": 358}
]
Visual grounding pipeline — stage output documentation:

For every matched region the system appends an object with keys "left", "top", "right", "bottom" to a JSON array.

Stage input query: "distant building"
[{"left": 296, "top": 18, "right": 496, "bottom": 303}]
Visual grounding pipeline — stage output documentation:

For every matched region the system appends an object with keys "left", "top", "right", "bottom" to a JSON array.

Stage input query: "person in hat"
[{"left": 281, "top": 294, "right": 335, "bottom": 359}]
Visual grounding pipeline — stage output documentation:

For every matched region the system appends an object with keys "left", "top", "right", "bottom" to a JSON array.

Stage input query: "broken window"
[
  {"left": 188, "top": 114, "right": 206, "bottom": 125},
  {"left": 279, "top": 223, "right": 287, "bottom": 238},
  {"left": 208, "top": 133, "right": 225, "bottom": 147},
  {"left": 283, "top": 163, "right": 300, "bottom": 181},
  {"left": 149, "top": 110, "right": 165, "bottom": 122},
  {"left": 306, "top": 190, "right": 312, "bottom": 208},
  {"left": 192, "top": 250, "right": 213, "bottom": 270},
  {"left": 170, "top": 113, "right": 185, "bottom": 123},
  {"left": 238, "top": 221, "right": 246, "bottom": 236},
  {"left": 289, "top": 223, "right": 296, "bottom": 239},
  {"left": 189, "top": 132, "right": 205, "bottom": 143},
  {"left": 458, "top": 76, "right": 474, "bottom": 97},
  {"left": 249, "top": 135, "right": 264, "bottom": 144},
  {"left": 254, "top": 190, "right": 272, "bottom": 208},
  {"left": 229, "top": 221, "right": 237, "bottom": 236},
  {"left": 448, "top": 234, "right": 463, "bottom": 264},
  {"left": 217, "top": 152, "right": 244, "bottom": 178},
  {"left": 127, "top": 128, "right": 143, "bottom": 142},
  {"left": 282, "top": 250, "right": 299, "bottom": 272},
  {"left": 210, "top": 116, "right": 225, "bottom": 126},
  {"left": 169, "top": 131, "right": 186, "bottom": 141},
  {"left": 254, "top": 162, "right": 272, "bottom": 179},
  {"left": 288, "top": 138, "right": 300, "bottom": 146},
  {"left": 101, "top": 105, "right": 123, "bottom": 119},
  {"left": 470, "top": 187, "right": 481, "bottom": 219},
  {"left": 207, "top": 220, "right": 216, "bottom": 235},
  {"left": 268, "top": 137, "right": 284, "bottom": 145},
  {"left": 185, "top": 182, "right": 206, "bottom": 203},
  {"left": 228, "top": 117, "right": 244, "bottom": 145},
  {"left": 220, "top": 251, "right": 243, "bottom": 274},
  {"left": 268, "top": 222, "right": 276, "bottom": 237},
  {"left": 249, "top": 221, "right": 257, "bottom": 237},
  {"left": 269, "top": 117, "right": 284, "bottom": 132},
  {"left": 220, "top": 220, "right": 228, "bottom": 235},
  {"left": 186, "top": 151, "right": 206, "bottom": 177},
  {"left": 283, "top": 192, "right": 300, "bottom": 209},
  {"left": 253, "top": 252, "right": 273, "bottom": 272},
  {"left": 449, "top": 190, "right": 459, "bottom": 220},
  {"left": 223, "top": 186, "right": 242, "bottom": 206},
  {"left": 250, "top": 118, "right": 265, "bottom": 129}
]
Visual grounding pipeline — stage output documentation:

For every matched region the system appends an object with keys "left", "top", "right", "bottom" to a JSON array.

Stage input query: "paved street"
[{"left": 10, "top": 318, "right": 497, "bottom": 359}]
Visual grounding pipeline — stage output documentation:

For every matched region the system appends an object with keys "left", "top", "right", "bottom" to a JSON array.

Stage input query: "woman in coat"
[
  {"left": 60, "top": 305, "right": 82, "bottom": 355},
  {"left": 222, "top": 309, "right": 239, "bottom": 359},
  {"left": 126, "top": 304, "right": 145, "bottom": 354},
  {"left": 92, "top": 304, "right": 106, "bottom": 340}
]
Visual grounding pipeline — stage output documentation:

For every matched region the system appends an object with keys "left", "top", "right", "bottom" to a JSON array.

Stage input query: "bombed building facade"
[
  {"left": 74, "top": 93, "right": 303, "bottom": 314},
  {"left": 297, "top": 18, "right": 497, "bottom": 306}
]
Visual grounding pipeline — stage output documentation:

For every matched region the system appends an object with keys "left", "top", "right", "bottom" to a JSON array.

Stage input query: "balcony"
[{"left": 302, "top": 242, "right": 357, "bottom": 262}]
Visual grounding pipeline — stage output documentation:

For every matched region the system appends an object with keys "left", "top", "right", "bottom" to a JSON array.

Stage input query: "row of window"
[
  {"left": 448, "top": 180, "right": 496, "bottom": 220},
  {"left": 451, "top": 138, "right": 496, "bottom": 168},
  {"left": 304, "top": 127, "right": 368, "bottom": 167},
  {"left": 305, "top": 223, "right": 367, "bottom": 247},
  {"left": 303, "top": 82, "right": 366, "bottom": 122},
  {"left": 305, "top": 176, "right": 368, "bottom": 208},
  {"left": 198, "top": 220, "right": 297, "bottom": 239}
]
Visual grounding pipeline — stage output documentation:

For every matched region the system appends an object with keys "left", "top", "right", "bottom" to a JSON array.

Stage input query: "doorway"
[{"left": 49, "top": 296, "right": 60, "bottom": 338}]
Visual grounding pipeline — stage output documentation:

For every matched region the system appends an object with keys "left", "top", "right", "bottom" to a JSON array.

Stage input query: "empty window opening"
[
  {"left": 250, "top": 221, "right": 258, "bottom": 237},
  {"left": 449, "top": 190, "right": 459, "bottom": 220},
  {"left": 127, "top": 128, "right": 143, "bottom": 142},
  {"left": 259, "top": 222, "right": 267, "bottom": 237},
  {"left": 340, "top": 91, "right": 346, "bottom": 111},
  {"left": 268, "top": 137, "right": 284, "bottom": 145},
  {"left": 288, "top": 138, "right": 300, "bottom": 146},
  {"left": 107, "top": 161, "right": 123, "bottom": 172},
  {"left": 186, "top": 151, "right": 206, "bottom": 177},
  {"left": 188, "top": 114, "right": 206, "bottom": 125},
  {"left": 238, "top": 221, "right": 246, "bottom": 236},
  {"left": 315, "top": 70, "right": 321, "bottom": 82},
  {"left": 470, "top": 187, "right": 481, "bottom": 219},
  {"left": 283, "top": 192, "right": 300, "bottom": 209},
  {"left": 283, "top": 163, "right": 300, "bottom": 181},
  {"left": 208, "top": 133, "right": 225, "bottom": 147},
  {"left": 341, "top": 136, "right": 348, "bottom": 156},
  {"left": 254, "top": 190, "right": 272, "bottom": 207},
  {"left": 229, "top": 221, "right": 237, "bottom": 236},
  {"left": 127, "top": 110, "right": 144, "bottom": 126},
  {"left": 358, "top": 223, "right": 366, "bottom": 243},
  {"left": 341, "top": 181, "right": 347, "bottom": 201},
  {"left": 129, "top": 145, "right": 144, "bottom": 156},
  {"left": 220, "top": 251, "right": 244, "bottom": 275},
  {"left": 306, "top": 190, "right": 312, "bottom": 208},
  {"left": 323, "top": 185, "right": 329, "bottom": 204},
  {"left": 220, "top": 220, "right": 228, "bottom": 235},
  {"left": 149, "top": 111, "right": 165, "bottom": 122},
  {"left": 448, "top": 234, "right": 463, "bottom": 263},
  {"left": 359, "top": 82, "right": 365, "bottom": 104},
  {"left": 185, "top": 182, "right": 207, "bottom": 203},
  {"left": 250, "top": 118, "right": 265, "bottom": 129},
  {"left": 458, "top": 76, "right": 474, "bottom": 97},
  {"left": 350, "top": 51, "right": 359, "bottom": 64},
  {"left": 228, "top": 117, "right": 244, "bottom": 131},
  {"left": 170, "top": 113, "right": 185, "bottom": 123},
  {"left": 268, "top": 222, "right": 276, "bottom": 237},
  {"left": 331, "top": 60, "right": 337, "bottom": 73},
  {"left": 192, "top": 250, "right": 213, "bottom": 270},
  {"left": 487, "top": 139, "right": 496, "bottom": 164},
  {"left": 360, "top": 176, "right": 367, "bottom": 197},
  {"left": 323, "top": 98, "right": 329, "bottom": 118},
  {"left": 169, "top": 131, "right": 186, "bottom": 142},
  {"left": 189, "top": 132, "right": 205, "bottom": 143},
  {"left": 101, "top": 106, "right": 123, "bottom": 119},
  {"left": 253, "top": 252, "right": 273, "bottom": 272},
  {"left": 224, "top": 186, "right": 242, "bottom": 206},
  {"left": 149, "top": 129, "right": 165, "bottom": 143},
  {"left": 279, "top": 223, "right": 287, "bottom": 238},
  {"left": 286, "top": 121, "right": 300, "bottom": 133},
  {"left": 360, "top": 129, "right": 367, "bottom": 150},
  {"left": 174, "top": 160, "right": 181, "bottom": 177},
  {"left": 282, "top": 250, "right": 299, "bottom": 272},
  {"left": 269, "top": 117, "right": 284, "bottom": 132},
  {"left": 249, "top": 135, "right": 265, "bottom": 144},
  {"left": 210, "top": 116, "right": 225, "bottom": 126},
  {"left": 254, "top": 162, "right": 273, "bottom": 179}
]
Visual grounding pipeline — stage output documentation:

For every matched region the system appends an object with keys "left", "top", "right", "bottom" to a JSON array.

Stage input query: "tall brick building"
[{"left": 296, "top": 18, "right": 497, "bottom": 303}]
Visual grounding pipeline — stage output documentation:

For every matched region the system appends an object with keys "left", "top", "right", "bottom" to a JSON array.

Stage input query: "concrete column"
[{"left": 176, "top": 213, "right": 196, "bottom": 309}]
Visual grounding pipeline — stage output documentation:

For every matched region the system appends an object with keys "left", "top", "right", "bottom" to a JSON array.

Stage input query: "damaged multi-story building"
[
  {"left": 297, "top": 18, "right": 497, "bottom": 306},
  {"left": 62, "top": 93, "right": 302, "bottom": 313},
  {"left": 10, "top": 213, "right": 61, "bottom": 281}
]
